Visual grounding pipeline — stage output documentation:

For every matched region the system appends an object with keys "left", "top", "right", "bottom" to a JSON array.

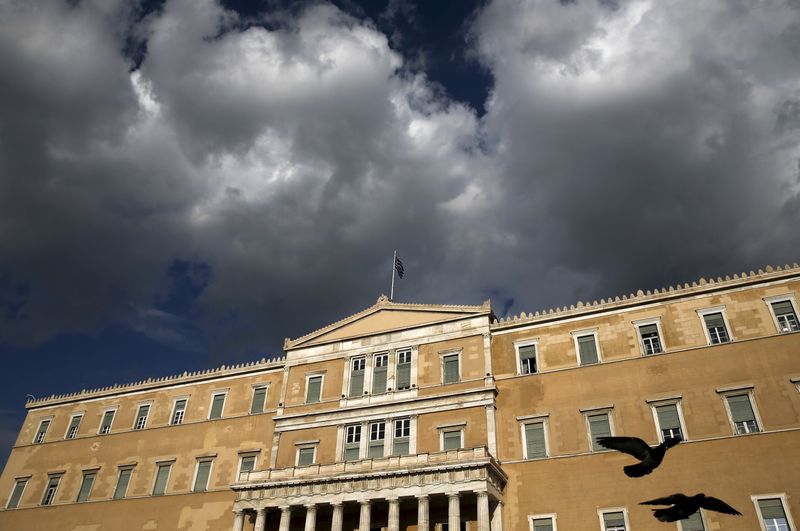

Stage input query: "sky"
[{"left": 1, "top": 0, "right": 799, "bottom": 467}]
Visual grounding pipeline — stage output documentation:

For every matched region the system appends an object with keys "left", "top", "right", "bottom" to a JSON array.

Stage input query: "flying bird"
[
  {"left": 641, "top": 493, "right": 742, "bottom": 522},
  {"left": 596, "top": 436, "right": 680, "bottom": 477}
]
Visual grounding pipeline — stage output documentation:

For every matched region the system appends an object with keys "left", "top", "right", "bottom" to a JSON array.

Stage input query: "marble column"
[
  {"left": 279, "top": 506, "right": 291, "bottom": 531},
  {"left": 388, "top": 497, "right": 400, "bottom": 531},
  {"left": 448, "top": 493, "right": 461, "bottom": 531},
  {"left": 358, "top": 500, "right": 371, "bottom": 531},
  {"left": 304, "top": 504, "right": 316, "bottom": 531},
  {"left": 490, "top": 500, "right": 504, "bottom": 531},
  {"left": 476, "top": 491, "right": 490, "bottom": 531},
  {"left": 331, "top": 502, "right": 344, "bottom": 531},
  {"left": 416, "top": 494, "right": 430, "bottom": 531},
  {"left": 254, "top": 508, "right": 267, "bottom": 531},
  {"left": 231, "top": 509, "right": 245, "bottom": 531}
]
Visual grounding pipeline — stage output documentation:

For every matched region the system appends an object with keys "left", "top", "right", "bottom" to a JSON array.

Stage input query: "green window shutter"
[
  {"left": 392, "top": 439, "right": 409, "bottom": 456},
  {"left": 250, "top": 387, "right": 267, "bottom": 414},
  {"left": 306, "top": 376, "right": 321, "bottom": 403},
  {"left": 703, "top": 312, "right": 725, "bottom": 328},
  {"left": 656, "top": 404, "right": 681, "bottom": 431},
  {"left": 396, "top": 359, "right": 411, "bottom": 389},
  {"left": 772, "top": 301, "right": 794, "bottom": 315},
  {"left": 209, "top": 394, "right": 225, "bottom": 419},
  {"left": 519, "top": 344, "right": 536, "bottom": 361},
  {"left": 113, "top": 469, "right": 132, "bottom": 499},
  {"left": 240, "top": 456, "right": 256, "bottom": 474},
  {"left": 578, "top": 335, "right": 599, "bottom": 365},
  {"left": 100, "top": 411, "right": 114, "bottom": 433},
  {"left": 344, "top": 446, "right": 360, "bottom": 461},
  {"left": 193, "top": 461, "right": 212, "bottom": 492},
  {"left": 349, "top": 361, "right": 365, "bottom": 397},
  {"left": 368, "top": 441, "right": 384, "bottom": 458},
  {"left": 443, "top": 355, "right": 460, "bottom": 383},
  {"left": 758, "top": 498, "right": 787, "bottom": 520},
  {"left": 680, "top": 510, "right": 706, "bottom": 531},
  {"left": 76, "top": 473, "right": 95, "bottom": 502},
  {"left": 153, "top": 465, "right": 171, "bottom": 495},
  {"left": 532, "top": 518, "right": 554, "bottom": 531},
  {"left": 603, "top": 512, "right": 626, "bottom": 529},
  {"left": 589, "top": 413, "right": 611, "bottom": 450},
  {"left": 525, "top": 423, "right": 546, "bottom": 459},
  {"left": 443, "top": 430, "right": 461, "bottom": 450},
  {"left": 297, "top": 448, "right": 315, "bottom": 466},
  {"left": 639, "top": 324, "right": 658, "bottom": 336},
  {"left": 727, "top": 394, "right": 756, "bottom": 422},
  {"left": 7, "top": 480, "right": 26, "bottom": 509},
  {"left": 372, "top": 365, "right": 387, "bottom": 394}
]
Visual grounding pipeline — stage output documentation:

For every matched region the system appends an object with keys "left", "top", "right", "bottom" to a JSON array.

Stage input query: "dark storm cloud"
[{"left": 0, "top": 0, "right": 799, "bottom": 361}]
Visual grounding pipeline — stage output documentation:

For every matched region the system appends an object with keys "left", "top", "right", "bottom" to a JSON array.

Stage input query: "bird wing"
[
  {"left": 700, "top": 496, "right": 742, "bottom": 516},
  {"left": 597, "top": 436, "right": 651, "bottom": 459},
  {"left": 640, "top": 494, "right": 684, "bottom": 506}
]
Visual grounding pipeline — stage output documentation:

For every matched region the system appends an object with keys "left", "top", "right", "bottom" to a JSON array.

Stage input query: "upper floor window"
[
  {"left": 238, "top": 453, "right": 258, "bottom": 477},
  {"left": 152, "top": 462, "right": 172, "bottom": 496},
  {"left": 442, "top": 352, "right": 461, "bottom": 384},
  {"left": 368, "top": 421, "right": 386, "bottom": 458},
  {"left": 372, "top": 353, "right": 388, "bottom": 394},
  {"left": 515, "top": 340, "right": 538, "bottom": 375},
  {"left": 134, "top": 405, "right": 150, "bottom": 430},
  {"left": 208, "top": 392, "right": 226, "bottom": 420},
  {"left": 34, "top": 419, "right": 50, "bottom": 444},
  {"left": 349, "top": 357, "right": 366, "bottom": 397},
  {"left": 171, "top": 399, "right": 187, "bottom": 425},
  {"left": 754, "top": 496, "right": 794, "bottom": 531},
  {"left": 99, "top": 409, "right": 116, "bottom": 435},
  {"left": 698, "top": 307, "right": 731, "bottom": 344},
  {"left": 41, "top": 475, "right": 61, "bottom": 506},
  {"left": 396, "top": 348, "right": 412, "bottom": 390},
  {"left": 586, "top": 410, "right": 613, "bottom": 451},
  {"left": 76, "top": 471, "right": 96, "bottom": 503},
  {"left": 522, "top": 419, "right": 548, "bottom": 460},
  {"left": 65, "top": 414, "right": 83, "bottom": 440},
  {"left": 600, "top": 509, "right": 628, "bottom": 531},
  {"left": 634, "top": 318, "right": 664, "bottom": 355},
  {"left": 250, "top": 385, "right": 268, "bottom": 414},
  {"left": 573, "top": 330, "right": 600, "bottom": 366},
  {"left": 306, "top": 374, "right": 323, "bottom": 403},
  {"left": 680, "top": 510, "right": 706, "bottom": 531},
  {"left": 440, "top": 425, "right": 464, "bottom": 451},
  {"left": 766, "top": 297, "right": 799, "bottom": 334},
  {"left": 6, "top": 478, "right": 28, "bottom": 509},
  {"left": 113, "top": 467, "right": 134, "bottom": 499},
  {"left": 193, "top": 459, "right": 213, "bottom": 492},
  {"left": 296, "top": 445, "right": 316, "bottom": 466},
  {"left": 530, "top": 515, "right": 557, "bottom": 531},
  {"left": 723, "top": 391, "right": 760, "bottom": 435},
  {"left": 393, "top": 418, "right": 410, "bottom": 456},
  {"left": 344, "top": 424, "right": 362, "bottom": 461},
  {"left": 652, "top": 401, "right": 685, "bottom": 442}
]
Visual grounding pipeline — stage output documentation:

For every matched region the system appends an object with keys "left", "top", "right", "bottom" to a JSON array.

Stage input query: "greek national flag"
[{"left": 394, "top": 256, "right": 405, "bottom": 279}]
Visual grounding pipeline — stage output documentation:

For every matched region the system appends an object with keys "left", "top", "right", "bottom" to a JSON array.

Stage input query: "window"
[
  {"left": 653, "top": 402, "right": 685, "bottom": 442},
  {"left": 516, "top": 340, "right": 538, "bottom": 375},
  {"left": 441, "top": 428, "right": 463, "bottom": 451},
  {"left": 238, "top": 454, "right": 257, "bottom": 477},
  {"left": 530, "top": 515, "right": 556, "bottom": 531},
  {"left": 306, "top": 374, "right": 323, "bottom": 403},
  {"left": 680, "top": 510, "right": 706, "bottom": 531},
  {"left": 99, "top": 409, "right": 116, "bottom": 435},
  {"left": 369, "top": 421, "right": 385, "bottom": 458},
  {"left": 113, "top": 467, "right": 133, "bottom": 499},
  {"left": 372, "top": 353, "right": 388, "bottom": 394},
  {"left": 442, "top": 353, "right": 460, "bottom": 384},
  {"left": 725, "top": 392, "right": 760, "bottom": 434},
  {"left": 523, "top": 420, "right": 547, "bottom": 459},
  {"left": 34, "top": 419, "right": 50, "bottom": 444},
  {"left": 171, "top": 399, "right": 187, "bottom": 425},
  {"left": 393, "top": 418, "right": 410, "bottom": 456},
  {"left": 699, "top": 308, "right": 731, "bottom": 344},
  {"left": 755, "top": 496, "right": 794, "bottom": 531},
  {"left": 193, "top": 459, "right": 213, "bottom": 492},
  {"left": 600, "top": 510, "right": 628, "bottom": 531},
  {"left": 6, "top": 478, "right": 28, "bottom": 509},
  {"left": 349, "top": 357, "right": 366, "bottom": 397},
  {"left": 769, "top": 299, "right": 799, "bottom": 333},
  {"left": 635, "top": 320, "right": 664, "bottom": 355},
  {"left": 208, "top": 392, "right": 226, "bottom": 420},
  {"left": 41, "top": 475, "right": 61, "bottom": 506},
  {"left": 587, "top": 411, "right": 613, "bottom": 451},
  {"left": 76, "top": 471, "right": 96, "bottom": 502},
  {"left": 65, "top": 414, "right": 82, "bottom": 440},
  {"left": 152, "top": 463, "right": 172, "bottom": 496},
  {"left": 134, "top": 405, "right": 150, "bottom": 430},
  {"left": 297, "top": 446, "right": 316, "bottom": 466},
  {"left": 574, "top": 331, "right": 600, "bottom": 365},
  {"left": 396, "top": 348, "right": 412, "bottom": 390},
  {"left": 250, "top": 385, "right": 268, "bottom": 414},
  {"left": 344, "top": 425, "right": 361, "bottom": 461}
]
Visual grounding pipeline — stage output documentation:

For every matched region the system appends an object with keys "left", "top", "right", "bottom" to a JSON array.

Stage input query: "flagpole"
[{"left": 390, "top": 250, "right": 397, "bottom": 301}]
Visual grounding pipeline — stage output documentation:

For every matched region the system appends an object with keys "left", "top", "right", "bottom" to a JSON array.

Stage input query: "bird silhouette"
[
  {"left": 596, "top": 436, "right": 680, "bottom": 477},
  {"left": 640, "top": 493, "right": 742, "bottom": 522}
]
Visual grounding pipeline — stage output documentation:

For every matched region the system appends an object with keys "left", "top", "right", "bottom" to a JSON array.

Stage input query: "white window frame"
[
  {"left": 348, "top": 356, "right": 368, "bottom": 397},
  {"left": 305, "top": 373, "right": 325, "bottom": 404},
  {"left": 191, "top": 458, "right": 214, "bottom": 492},
  {"left": 207, "top": 390, "right": 228, "bottom": 420},
  {"left": 392, "top": 417, "right": 412, "bottom": 455},
  {"left": 764, "top": 294, "right": 800, "bottom": 334},
  {"left": 752, "top": 493, "right": 796, "bottom": 531},
  {"left": 649, "top": 399, "right": 688, "bottom": 443},
  {"left": 170, "top": 396, "right": 189, "bottom": 425},
  {"left": 113, "top": 466, "right": 135, "bottom": 499},
  {"left": 295, "top": 444, "right": 318, "bottom": 467},
  {"left": 598, "top": 507, "right": 630, "bottom": 531},
  {"left": 633, "top": 317, "right": 666, "bottom": 356},
  {"left": 151, "top": 461, "right": 174, "bottom": 496},
  {"left": 438, "top": 423, "right": 466, "bottom": 451},
  {"left": 250, "top": 384, "right": 269, "bottom": 414},
  {"left": 133, "top": 402, "right": 152, "bottom": 430},
  {"left": 33, "top": 417, "right": 53, "bottom": 444},
  {"left": 371, "top": 352, "right": 389, "bottom": 394},
  {"left": 529, "top": 514, "right": 558, "bottom": 531},
  {"left": 64, "top": 413, "right": 84, "bottom": 440},
  {"left": 75, "top": 469, "right": 97, "bottom": 502},
  {"left": 583, "top": 407, "right": 615, "bottom": 452},
  {"left": 718, "top": 386, "right": 763, "bottom": 435},
  {"left": 5, "top": 476, "right": 29, "bottom": 509},
  {"left": 98, "top": 407, "right": 117, "bottom": 435},
  {"left": 395, "top": 347, "right": 414, "bottom": 390},
  {"left": 514, "top": 338, "right": 540, "bottom": 375},
  {"left": 676, "top": 509, "right": 708, "bottom": 531},
  {"left": 343, "top": 424, "right": 363, "bottom": 461},
  {"left": 440, "top": 350, "right": 462, "bottom": 384},
  {"left": 519, "top": 414, "right": 550, "bottom": 460},
  {"left": 697, "top": 306, "right": 734, "bottom": 345},
  {"left": 572, "top": 329, "right": 602, "bottom": 365},
  {"left": 40, "top": 474, "right": 62, "bottom": 506},
  {"left": 237, "top": 452, "right": 259, "bottom": 477}
]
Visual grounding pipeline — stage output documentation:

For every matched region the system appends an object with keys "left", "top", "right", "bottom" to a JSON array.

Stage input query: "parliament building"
[{"left": 1, "top": 265, "right": 799, "bottom": 530}]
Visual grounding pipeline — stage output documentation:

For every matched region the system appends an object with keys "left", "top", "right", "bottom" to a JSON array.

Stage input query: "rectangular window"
[
  {"left": 99, "top": 409, "right": 115, "bottom": 435},
  {"left": 757, "top": 498, "right": 792, "bottom": 531},
  {"left": 393, "top": 418, "right": 410, "bottom": 456},
  {"left": 396, "top": 349, "right": 412, "bottom": 390},
  {"left": 297, "top": 447, "right": 316, "bottom": 466},
  {"left": 193, "top": 460, "right": 212, "bottom": 492},
  {"left": 588, "top": 412, "right": 612, "bottom": 451},
  {"left": 771, "top": 300, "right": 799, "bottom": 333},
  {"left": 602, "top": 511, "right": 627, "bottom": 531},
  {"left": 442, "top": 353, "right": 460, "bottom": 384},
  {"left": 6, "top": 478, "right": 27, "bottom": 509},
  {"left": 65, "top": 415, "right": 82, "bottom": 440},
  {"left": 442, "top": 428, "right": 462, "bottom": 451},
  {"left": 703, "top": 312, "right": 730, "bottom": 344},
  {"left": 134, "top": 405, "right": 150, "bottom": 430},
  {"left": 726, "top": 393, "right": 760, "bottom": 434},
  {"left": 531, "top": 517, "right": 555, "bottom": 531},
  {"left": 638, "top": 323, "right": 663, "bottom": 355},
  {"left": 238, "top": 454, "right": 257, "bottom": 476},
  {"left": 113, "top": 467, "right": 133, "bottom": 499},
  {"left": 34, "top": 419, "right": 50, "bottom": 444},
  {"left": 208, "top": 392, "right": 226, "bottom": 420},
  {"left": 372, "top": 353, "right": 388, "bottom": 394},
  {"left": 576, "top": 334, "right": 600, "bottom": 365},
  {"left": 518, "top": 343, "right": 538, "bottom": 375},
  {"left": 654, "top": 403, "right": 684, "bottom": 441},
  {"left": 152, "top": 463, "right": 172, "bottom": 496},
  {"left": 368, "top": 421, "right": 385, "bottom": 458},
  {"left": 41, "top": 475, "right": 61, "bottom": 506},
  {"left": 680, "top": 510, "right": 706, "bottom": 531},
  {"left": 171, "top": 399, "right": 187, "bottom": 425},
  {"left": 306, "top": 375, "right": 322, "bottom": 403},
  {"left": 349, "top": 357, "right": 366, "bottom": 397},
  {"left": 344, "top": 425, "right": 361, "bottom": 461},
  {"left": 76, "top": 471, "right": 95, "bottom": 502},
  {"left": 523, "top": 421, "right": 547, "bottom": 459},
  {"left": 250, "top": 385, "right": 267, "bottom": 414}
]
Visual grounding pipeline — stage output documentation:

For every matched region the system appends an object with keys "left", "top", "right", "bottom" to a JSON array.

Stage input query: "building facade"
[{"left": 1, "top": 264, "right": 799, "bottom": 530}]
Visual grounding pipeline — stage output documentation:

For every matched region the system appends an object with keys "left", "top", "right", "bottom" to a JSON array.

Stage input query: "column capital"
[
  {"left": 386, "top": 496, "right": 400, "bottom": 502},
  {"left": 256, "top": 507, "right": 267, "bottom": 514},
  {"left": 415, "top": 493, "right": 430, "bottom": 500},
  {"left": 447, "top": 492, "right": 461, "bottom": 499},
  {"left": 474, "top": 489, "right": 489, "bottom": 496},
  {"left": 359, "top": 499, "right": 372, "bottom": 506},
  {"left": 331, "top": 501, "right": 344, "bottom": 507},
  {"left": 233, "top": 508, "right": 245, "bottom": 515},
  {"left": 304, "top": 503, "right": 317, "bottom": 509}
]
